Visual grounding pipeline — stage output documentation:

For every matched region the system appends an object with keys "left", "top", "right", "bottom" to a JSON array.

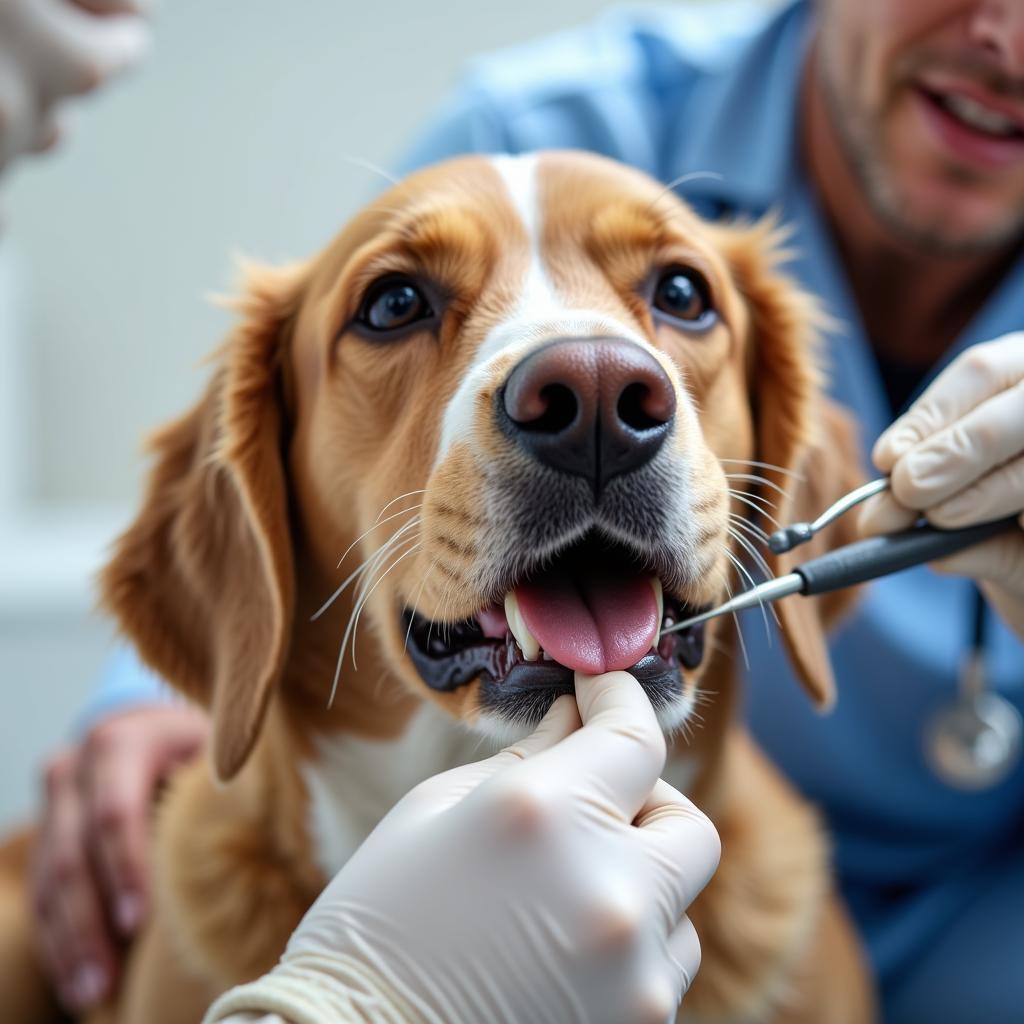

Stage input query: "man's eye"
[
  {"left": 652, "top": 268, "right": 715, "bottom": 328},
  {"left": 358, "top": 278, "right": 433, "bottom": 332}
]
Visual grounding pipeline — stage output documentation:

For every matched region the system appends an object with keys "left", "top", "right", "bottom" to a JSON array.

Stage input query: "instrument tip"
[{"left": 768, "top": 522, "right": 813, "bottom": 554}]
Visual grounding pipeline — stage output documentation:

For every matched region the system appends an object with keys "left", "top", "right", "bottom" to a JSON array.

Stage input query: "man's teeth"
[
  {"left": 941, "top": 93, "right": 1020, "bottom": 137},
  {"left": 504, "top": 591, "right": 540, "bottom": 661}
]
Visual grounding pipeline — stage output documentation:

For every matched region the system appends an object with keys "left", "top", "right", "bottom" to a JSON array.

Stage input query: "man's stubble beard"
[{"left": 818, "top": 50, "right": 1024, "bottom": 256}]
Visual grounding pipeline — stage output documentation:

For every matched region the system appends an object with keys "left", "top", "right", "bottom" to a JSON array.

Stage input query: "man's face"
[{"left": 817, "top": 0, "right": 1024, "bottom": 253}]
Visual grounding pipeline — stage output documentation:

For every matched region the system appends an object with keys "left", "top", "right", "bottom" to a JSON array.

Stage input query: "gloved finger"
[
  {"left": 926, "top": 455, "right": 1024, "bottom": 528},
  {"left": 401, "top": 695, "right": 582, "bottom": 817},
  {"left": 34, "top": 0, "right": 150, "bottom": 99},
  {"left": 635, "top": 779, "right": 720, "bottom": 923},
  {"left": 888, "top": 383, "right": 1024, "bottom": 510},
  {"left": 931, "top": 518, "right": 1024, "bottom": 590},
  {"left": 527, "top": 671, "right": 667, "bottom": 824},
  {"left": 857, "top": 490, "right": 918, "bottom": 536},
  {"left": 28, "top": 109, "right": 63, "bottom": 154},
  {"left": 978, "top": 574, "right": 1024, "bottom": 639},
  {"left": 81, "top": 733, "right": 156, "bottom": 936},
  {"left": 665, "top": 914, "right": 701, "bottom": 1000},
  {"left": 0, "top": 63, "right": 37, "bottom": 167},
  {"left": 874, "top": 335, "right": 1024, "bottom": 470},
  {"left": 72, "top": 0, "right": 155, "bottom": 15}
]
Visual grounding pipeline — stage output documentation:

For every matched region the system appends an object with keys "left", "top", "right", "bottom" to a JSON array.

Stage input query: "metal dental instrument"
[
  {"left": 767, "top": 476, "right": 890, "bottom": 554},
  {"left": 662, "top": 482, "right": 1021, "bottom": 635}
]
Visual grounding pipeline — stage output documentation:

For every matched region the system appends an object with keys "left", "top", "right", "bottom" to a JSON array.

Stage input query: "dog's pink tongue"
[{"left": 516, "top": 566, "right": 658, "bottom": 674}]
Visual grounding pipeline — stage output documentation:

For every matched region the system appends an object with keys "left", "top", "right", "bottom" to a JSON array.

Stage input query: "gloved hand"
[
  {"left": 860, "top": 333, "right": 1024, "bottom": 638},
  {"left": 205, "top": 671, "right": 720, "bottom": 1024},
  {"left": 0, "top": 0, "right": 149, "bottom": 171}
]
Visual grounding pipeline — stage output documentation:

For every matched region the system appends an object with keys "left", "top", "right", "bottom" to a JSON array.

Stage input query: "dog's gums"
[{"left": 402, "top": 531, "right": 707, "bottom": 725}]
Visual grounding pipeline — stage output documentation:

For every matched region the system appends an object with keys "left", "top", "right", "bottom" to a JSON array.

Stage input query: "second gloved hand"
[
  {"left": 0, "top": 0, "right": 150, "bottom": 169},
  {"left": 206, "top": 671, "right": 720, "bottom": 1024},
  {"left": 860, "top": 333, "right": 1024, "bottom": 638}
]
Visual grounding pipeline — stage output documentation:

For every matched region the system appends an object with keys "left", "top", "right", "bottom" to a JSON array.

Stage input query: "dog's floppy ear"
[
  {"left": 714, "top": 220, "right": 863, "bottom": 710},
  {"left": 100, "top": 263, "right": 306, "bottom": 781}
]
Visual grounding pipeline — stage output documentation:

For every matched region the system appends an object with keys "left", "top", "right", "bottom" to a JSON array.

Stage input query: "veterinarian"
[{"left": 29, "top": 0, "right": 1024, "bottom": 1021}]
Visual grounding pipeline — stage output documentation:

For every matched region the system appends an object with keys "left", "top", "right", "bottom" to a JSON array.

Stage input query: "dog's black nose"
[{"left": 499, "top": 338, "right": 675, "bottom": 493}]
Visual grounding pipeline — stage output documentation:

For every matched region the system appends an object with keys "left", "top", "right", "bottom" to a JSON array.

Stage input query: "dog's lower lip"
[{"left": 400, "top": 597, "right": 707, "bottom": 695}]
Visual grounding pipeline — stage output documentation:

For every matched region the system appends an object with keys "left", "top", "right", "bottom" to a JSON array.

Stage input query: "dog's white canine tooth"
[
  {"left": 504, "top": 591, "right": 540, "bottom": 661},
  {"left": 651, "top": 578, "right": 664, "bottom": 640}
]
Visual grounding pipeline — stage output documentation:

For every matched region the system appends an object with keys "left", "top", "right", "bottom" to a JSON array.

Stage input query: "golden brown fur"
[{"left": 1, "top": 152, "right": 875, "bottom": 1023}]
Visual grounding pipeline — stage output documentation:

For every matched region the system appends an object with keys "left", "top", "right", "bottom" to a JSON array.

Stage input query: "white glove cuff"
[{"left": 202, "top": 953, "right": 422, "bottom": 1024}]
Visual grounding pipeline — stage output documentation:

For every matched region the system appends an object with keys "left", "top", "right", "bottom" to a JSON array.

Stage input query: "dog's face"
[
  {"left": 104, "top": 152, "right": 855, "bottom": 779},
  {"left": 291, "top": 152, "right": 763, "bottom": 739}
]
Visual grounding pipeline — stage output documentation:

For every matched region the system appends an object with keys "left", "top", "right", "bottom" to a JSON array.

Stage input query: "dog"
[{"left": 0, "top": 150, "right": 876, "bottom": 1023}]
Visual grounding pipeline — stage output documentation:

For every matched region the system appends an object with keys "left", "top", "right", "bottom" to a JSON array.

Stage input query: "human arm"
[
  {"left": 204, "top": 670, "right": 720, "bottom": 1024},
  {"left": 860, "top": 333, "right": 1024, "bottom": 637},
  {"left": 32, "top": 649, "right": 207, "bottom": 1012},
  {"left": 0, "top": 0, "right": 149, "bottom": 172}
]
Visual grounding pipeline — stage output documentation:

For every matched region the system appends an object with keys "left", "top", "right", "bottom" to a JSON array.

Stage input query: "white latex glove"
[
  {"left": 860, "top": 333, "right": 1024, "bottom": 638},
  {"left": 205, "top": 671, "right": 720, "bottom": 1024},
  {"left": 0, "top": 0, "right": 149, "bottom": 170}
]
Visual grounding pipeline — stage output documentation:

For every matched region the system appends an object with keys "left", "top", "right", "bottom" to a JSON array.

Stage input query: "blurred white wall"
[{"left": 0, "top": 0, "right": 768, "bottom": 828}]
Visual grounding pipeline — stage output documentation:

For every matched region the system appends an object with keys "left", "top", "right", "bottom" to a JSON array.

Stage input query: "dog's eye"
[
  {"left": 652, "top": 268, "right": 715, "bottom": 328},
  {"left": 358, "top": 278, "right": 433, "bottom": 333}
]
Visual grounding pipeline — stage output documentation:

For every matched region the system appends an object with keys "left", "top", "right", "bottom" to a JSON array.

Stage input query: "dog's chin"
[{"left": 400, "top": 532, "right": 709, "bottom": 736}]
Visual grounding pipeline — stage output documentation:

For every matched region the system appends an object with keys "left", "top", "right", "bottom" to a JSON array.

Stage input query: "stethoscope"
[
  {"left": 925, "top": 586, "right": 1023, "bottom": 790},
  {"left": 663, "top": 478, "right": 1024, "bottom": 790}
]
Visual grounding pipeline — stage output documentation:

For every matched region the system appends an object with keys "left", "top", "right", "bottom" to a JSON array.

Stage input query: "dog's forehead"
[{"left": 291, "top": 153, "right": 717, "bottom": 403}]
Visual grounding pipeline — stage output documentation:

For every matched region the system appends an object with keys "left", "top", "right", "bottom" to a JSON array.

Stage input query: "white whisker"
[
  {"left": 328, "top": 540, "right": 422, "bottom": 707},
  {"left": 347, "top": 541, "right": 423, "bottom": 672},
  {"left": 724, "top": 548, "right": 772, "bottom": 644},
  {"left": 728, "top": 512, "right": 769, "bottom": 542},
  {"left": 720, "top": 569, "right": 750, "bottom": 671},
  {"left": 726, "top": 486, "right": 778, "bottom": 511},
  {"left": 403, "top": 560, "right": 436, "bottom": 657},
  {"left": 728, "top": 492, "right": 783, "bottom": 529},
  {"left": 723, "top": 472, "right": 792, "bottom": 499},
  {"left": 336, "top": 503, "right": 423, "bottom": 569},
  {"left": 340, "top": 154, "right": 400, "bottom": 186},
  {"left": 727, "top": 525, "right": 776, "bottom": 584},
  {"left": 376, "top": 489, "right": 428, "bottom": 523},
  {"left": 727, "top": 529, "right": 780, "bottom": 630},
  {"left": 313, "top": 516, "right": 422, "bottom": 621},
  {"left": 718, "top": 458, "right": 805, "bottom": 482}
]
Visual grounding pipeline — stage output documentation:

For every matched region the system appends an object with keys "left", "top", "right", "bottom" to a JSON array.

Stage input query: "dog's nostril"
[
  {"left": 515, "top": 383, "right": 579, "bottom": 434},
  {"left": 617, "top": 382, "right": 666, "bottom": 432},
  {"left": 500, "top": 337, "right": 675, "bottom": 491}
]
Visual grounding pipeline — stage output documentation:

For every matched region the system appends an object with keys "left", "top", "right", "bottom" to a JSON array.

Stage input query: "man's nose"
[
  {"left": 970, "top": 1, "right": 1024, "bottom": 77},
  {"left": 499, "top": 337, "right": 676, "bottom": 495}
]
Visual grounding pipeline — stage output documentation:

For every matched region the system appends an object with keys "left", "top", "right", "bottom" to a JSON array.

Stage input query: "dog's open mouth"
[{"left": 403, "top": 532, "right": 708, "bottom": 714}]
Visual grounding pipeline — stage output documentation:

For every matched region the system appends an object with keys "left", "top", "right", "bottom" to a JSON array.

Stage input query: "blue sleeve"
[
  {"left": 397, "top": 86, "right": 517, "bottom": 174},
  {"left": 76, "top": 644, "right": 172, "bottom": 734},
  {"left": 394, "top": 3, "right": 761, "bottom": 181}
]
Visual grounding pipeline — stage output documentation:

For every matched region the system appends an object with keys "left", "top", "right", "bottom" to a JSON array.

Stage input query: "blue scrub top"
[{"left": 92, "top": 0, "right": 1024, "bottom": 993}]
